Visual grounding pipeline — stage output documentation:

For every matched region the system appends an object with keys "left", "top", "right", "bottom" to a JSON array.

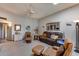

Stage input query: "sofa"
[
  {"left": 39, "top": 31, "right": 64, "bottom": 46},
  {"left": 32, "top": 39, "right": 73, "bottom": 56},
  {"left": 42, "top": 39, "right": 73, "bottom": 56}
]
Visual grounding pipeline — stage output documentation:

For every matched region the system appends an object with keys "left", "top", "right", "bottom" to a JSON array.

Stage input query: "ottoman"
[{"left": 32, "top": 45, "right": 44, "bottom": 55}]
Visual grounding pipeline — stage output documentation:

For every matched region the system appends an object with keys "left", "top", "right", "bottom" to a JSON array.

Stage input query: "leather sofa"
[
  {"left": 42, "top": 39, "right": 73, "bottom": 56},
  {"left": 39, "top": 31, "right": 64, "bottom": 46},
  {"left": 32, "top": 39, "right": 73, "bottom": 56}
]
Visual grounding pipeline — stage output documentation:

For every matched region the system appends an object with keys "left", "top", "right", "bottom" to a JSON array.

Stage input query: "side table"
[{"left": 34, "top": 35, "right": 39, "bottom": 40}]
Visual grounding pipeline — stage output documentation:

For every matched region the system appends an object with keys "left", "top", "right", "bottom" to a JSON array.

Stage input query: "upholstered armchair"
[{"left": 23, "top": 32, "right": 32, "bottom": 43}]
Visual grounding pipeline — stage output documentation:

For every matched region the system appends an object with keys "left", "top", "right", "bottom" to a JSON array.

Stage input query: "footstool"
[{"left": 32, "top": 45, "right": 44, "bottom": 55}]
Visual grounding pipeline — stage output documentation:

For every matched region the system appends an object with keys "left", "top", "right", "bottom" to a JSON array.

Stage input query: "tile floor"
[{"left": 0, "top": 40, "right": 79, "bottom": 56}]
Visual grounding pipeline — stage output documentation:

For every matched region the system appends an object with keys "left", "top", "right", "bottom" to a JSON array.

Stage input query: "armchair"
[{"left": 23, "top": 32, "right": 32, "bottom": 43}]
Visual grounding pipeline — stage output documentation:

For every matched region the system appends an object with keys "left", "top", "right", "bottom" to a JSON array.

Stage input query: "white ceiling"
[{"left": 0, "top": 3, "right": 78, "bottom": 19}]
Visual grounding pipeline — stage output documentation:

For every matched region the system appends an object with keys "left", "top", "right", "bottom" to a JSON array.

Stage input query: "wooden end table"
[{"left": 34, "top": 35, "right": 39, "bottom": 40}]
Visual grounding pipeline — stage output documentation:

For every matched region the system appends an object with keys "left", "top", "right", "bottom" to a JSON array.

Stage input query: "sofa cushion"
[
  {"left": 42, "top": 47, "right": 58, "bottom": 56},
  {"left": 52, "top": 46, "right": 65, "bottom": 55},
  {"left": 51, "top": 35, "right": 58, "bottom": 40},
  {"left": 42, "top": 46, "right": 64, "bottom": 56},
  {"left": 53, "top": 46, "right": 59, "bottom": 50}
]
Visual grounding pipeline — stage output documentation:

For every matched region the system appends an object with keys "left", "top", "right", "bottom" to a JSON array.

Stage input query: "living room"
[{"left": 0, "top": 3, "right": 79, "bottom": 56}]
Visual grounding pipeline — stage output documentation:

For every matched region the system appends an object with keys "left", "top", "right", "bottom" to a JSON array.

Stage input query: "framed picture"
[{"left": 14, "top": 24, "right": 21, "bottom": 31}]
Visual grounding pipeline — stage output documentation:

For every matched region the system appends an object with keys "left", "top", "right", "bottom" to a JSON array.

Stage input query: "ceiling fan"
[{"left": 24, "top": 4, "right": 36, "bottom": 16}]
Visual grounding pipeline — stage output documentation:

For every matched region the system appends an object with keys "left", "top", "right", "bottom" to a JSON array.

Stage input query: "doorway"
[
  {"left": 0, "top": 23, "right": 12, "bottom": 42},
  {"left": 0, "top": 23, "right": 7, "bottom": 41}
]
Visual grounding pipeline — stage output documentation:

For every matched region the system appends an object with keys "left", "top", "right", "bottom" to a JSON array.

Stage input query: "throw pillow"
[{"left": 51, "top": 35, "right": 58, "bottom": 40}]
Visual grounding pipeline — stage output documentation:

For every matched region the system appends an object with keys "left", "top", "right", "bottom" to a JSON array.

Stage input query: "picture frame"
[{"left": 14, "top": 24, "right": 21, "bottom": 31}]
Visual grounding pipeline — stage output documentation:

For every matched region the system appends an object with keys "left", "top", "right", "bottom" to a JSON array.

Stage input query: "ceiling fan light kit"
[{"left": 24, "top": 4, "right": 36, "bottom": 16}]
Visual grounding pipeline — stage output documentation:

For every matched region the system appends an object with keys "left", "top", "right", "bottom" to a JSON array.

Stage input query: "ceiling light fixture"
[
  {"left": 52, "top": 3, "right": 59, "bottom": 5},
  {"left": 24, "top": 4, "right": 36, "bottom": 16}
]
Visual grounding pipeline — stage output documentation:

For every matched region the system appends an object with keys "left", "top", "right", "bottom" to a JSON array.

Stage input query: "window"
[{"left": 46, "top": 22, "right": 60, "bottom": 31}]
